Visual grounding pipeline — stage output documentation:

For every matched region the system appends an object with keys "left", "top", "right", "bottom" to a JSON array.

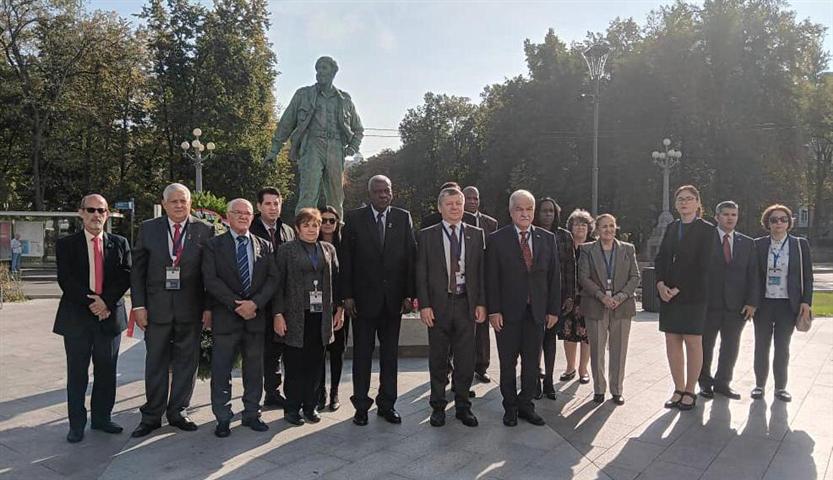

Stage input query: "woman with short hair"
[
  {"left": 752, "top": 204, "right": 813, "bottom": 402},
  {"left": 273, "top": 208, "right": 343, "bottom": 426}
]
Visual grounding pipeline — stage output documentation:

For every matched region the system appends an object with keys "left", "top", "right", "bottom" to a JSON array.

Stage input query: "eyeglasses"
[
  {"left": 229, "top": 211, "right": 252, "bottom": 217},
  {"left": 676, "top": 196, "right": 697, "bottom": 203},
  {"left": 322, "top": 218, "right": 338, "bottom": 225},
  {"left": 769, "top": 216, "right": 790, "bottom": 224},
  {"left": 84, "top": 208, "right": 107, "bottom": 214}
]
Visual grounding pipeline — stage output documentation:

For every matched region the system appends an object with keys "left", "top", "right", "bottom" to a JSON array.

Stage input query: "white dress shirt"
[
  {"left": 229, "top": 229, "right": 255, "bottom": 277},
  {"left": 717, "top": 227, "right": 734, "bottom": 257},
  {"left": 514, "top": 225, "right": 533, "bottom": 256},
  {"left": 441, "top": 220, "right": 466, "bottom": 287},
  {"left": 167, "top": 217, "right": 188, "bottom": 261}
]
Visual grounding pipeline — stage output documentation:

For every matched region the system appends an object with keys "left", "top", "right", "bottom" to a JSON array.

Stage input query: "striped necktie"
[{"left": 236, "top": 236, "right": 251, "bottom": 295}]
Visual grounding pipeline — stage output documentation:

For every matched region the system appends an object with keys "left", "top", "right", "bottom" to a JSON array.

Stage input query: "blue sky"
[{"left": 91, "top": 0, "right": 833, "bottom": 156}]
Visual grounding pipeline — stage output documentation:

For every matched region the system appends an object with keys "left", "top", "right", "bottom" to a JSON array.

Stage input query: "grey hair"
[
  {"left": 715, "top": 200, "right": 739, "bottom": 215},
  {"left": 508, "top": 189, "right": 535, "bottom": 210},
  {"left": 79, "top": 194, "right": 108, "bottom": 209},
  {"left": 437, "top": 187, "right": 464, "bottom": 209},
  {"left": 315, "top": 56, "right": 339, "bottom": 73},
  {"left": 163, "top": 183, "right": 191, "bottom": 202},
  {"left": 367, "top": 174, "right": 392, "bottom": 192},
  {"left": 226, "top": 198, "right": 253, "bottom": 214},
  {"left": 462, "top": 186, "right": 479, "bottom": 196}
]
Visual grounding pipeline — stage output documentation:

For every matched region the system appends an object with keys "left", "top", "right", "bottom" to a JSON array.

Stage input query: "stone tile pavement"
[{"left": 0, "top": 299, "right": 830, "bottom": 479}]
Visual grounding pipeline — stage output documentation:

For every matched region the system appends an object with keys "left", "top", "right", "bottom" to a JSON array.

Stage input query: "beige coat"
[{"left": 578, "top": 239, "right": 640, "bottom": 320}]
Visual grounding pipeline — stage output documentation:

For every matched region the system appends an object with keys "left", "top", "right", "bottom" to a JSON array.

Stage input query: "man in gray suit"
[
  {"left": 463, "top": 185, "right": 498, "bottom": 383},
  {"left": 131, "top": 183, "right": 215, "bottom": 438},
  {"left": 700, "top": 201, "right": 760, "bottom": 400},
  {"left": 417, "top": 187, "right": 487, "bottom": 428},
  {"left": 202, "top": 199, "right": 278, "bottom": 437}
]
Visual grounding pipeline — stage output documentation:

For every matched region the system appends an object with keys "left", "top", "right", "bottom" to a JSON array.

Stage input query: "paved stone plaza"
[{"left": 0, "top": 299, "right": 830, "bottom": 479}]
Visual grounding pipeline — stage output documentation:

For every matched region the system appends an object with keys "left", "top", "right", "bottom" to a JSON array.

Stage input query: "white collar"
[
  {"left": 717, "top": 227, "right": 734, "bottom": 239},
  {"left": 441, "top": 220, "right": 463, "bottom": 231},
  {"left": 514, "top": 225, "right": 533, "bottom": 237},
  {"left": 84, "top": 229, "right": 104, "bottom": 242},
  {"left": 371, "top": 205, "right": 390, "bottom": 218},
  {"left": 167, "top": 217, "right": 188, "bottom": 229}
]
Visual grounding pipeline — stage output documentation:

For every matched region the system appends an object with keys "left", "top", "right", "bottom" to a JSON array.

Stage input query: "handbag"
[{"left": 795, "top": 238, "right": 814, "bottom": 332}]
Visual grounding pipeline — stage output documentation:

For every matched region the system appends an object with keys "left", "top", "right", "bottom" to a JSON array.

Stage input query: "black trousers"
[
  {"left": 541, "top": 323, "right": 558, "bottom": 389},
  {"left": 474, "top": 320, "right": 490, "bottom": 375},
  {"left": 700, "top": 309, "right": 745, "bottom": 388},
  {"left": 63, "top": 328, "right": 121, "bottom": 430},
  {"left": 210, "top": 330, "right": 264, "bottom": 423},
  {"left": 319, "top": 317, "right": 350, "bottom": 400},
  {"left": 496, "top": 306, "right": 544, "bottom": 413},
  {"left": 351, "top": 306, "right": 402, "bottom": 412},
  {"left": 754, "top": 299, "right": 795, "bottom": 390},
  {"left": 428, "top": 295, "right": 475, "bottom": 410},
  {"left": 284, "top": 312, "right": 325, "bottom": 414},
  {"left": 263, "top": 315, "right": 285, "bottom": 400},
  {"left": 140, "top": 321, "right": 201, "bottom": 424}
]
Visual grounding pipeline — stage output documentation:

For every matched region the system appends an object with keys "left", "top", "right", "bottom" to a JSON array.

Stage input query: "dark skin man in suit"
[
  {"left": 341, "top": 175, "right": 417, "bottom": 426},
  {"left": 54, "top": 194, "right": 131, "bottom": 443}
]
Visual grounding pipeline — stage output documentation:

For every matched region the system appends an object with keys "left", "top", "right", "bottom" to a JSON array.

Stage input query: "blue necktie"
[{"left": 236, "top": 236, "right": 251, "bottom": 295}]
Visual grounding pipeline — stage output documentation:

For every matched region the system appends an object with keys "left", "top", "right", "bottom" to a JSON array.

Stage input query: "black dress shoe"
[
  {"left": 699, "top": 384, "right": 714, "bottom": 399},
  {"left": 503, "top": 410, "right": 518, "bottom": 427},
  {"left": 263, "top": 393, "right": 286, "bottom": 408},
  {"left": 559, "top": 370, "right": 577, "bottom": 382},
  {"left": 714, "top": 385, "right": 741, "bottom": 400},
  {"left": 377, "top": 408, "right": 402, "bottom": 424},
  {"left": 593, "top": 393, "right": 605, "bottom": 403},
  {"left": 131, "top": 422, "right": 161, "bottom": 438},
  {"left": 612, "top": 395, "right": 625, "bottom": 406},
  {"left": 429, "top": 409, "right": 446, "bottom": 427},
  {"left": 751, "top": 387, "right": 764, "bottom": 400},
  {"left": 543, "top": 382, "right": 556, "bottom": 400},
  {"left": 168, "top": 416, "right": 198, "bottom": 432},
  {"left": 317, "top": 396, "right": 327, "bottom": 412},
  {"left": 474, "top": 372, "right": 491, "bottom": 383},
  {"left": 91, "top": 420, "right": 123, "bottom": 434},
  {"left": 455, "top": 409, "right": 478, "bottom": 427},
  {"left": 518, "top": 409, "right": 546, "bottom": 426},
  {"left": 66, "top": 428, "right": 84, "bottom": 443},
  {"left": 329, "top": 395, "right": 341, "bottom": 412},
  {"left": 353, "top": 411, "right": 368, "bottom": 426},
  {"left": 775, "top": 389, "right": 792, "bottom": 402},
  {"left": 214, "top": 421, "right": 231, "bottom": 438},
  {"left": 242, "top": 417, "right": 269, "bottom": 431},
  {"left": 303, "top": 410, "right": 322, "bottom": 424},
  {"left": 284, "top": 411, "right": 305, "bottom": 426}
]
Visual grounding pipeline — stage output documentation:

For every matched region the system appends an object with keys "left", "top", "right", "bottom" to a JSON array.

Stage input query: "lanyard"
[
  {"left": 168, "top": 221, "right": 188, "bottom": 266},
  {"left": 303, "top": 242, "right": 320, "bottom": 270},
  {"left": 442, "top": 224, "right": 463, "bottom": 260},
  {"left": 770, "top": 236, "right": 788, "bottom": 269},
  {"left": 602, "top": 242, "right": 616, "bottom": 284}
]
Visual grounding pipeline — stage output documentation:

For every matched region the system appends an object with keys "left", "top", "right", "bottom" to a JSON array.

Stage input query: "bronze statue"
[{"left": 266, "top": 56, "right": 363, "bottom": 217}]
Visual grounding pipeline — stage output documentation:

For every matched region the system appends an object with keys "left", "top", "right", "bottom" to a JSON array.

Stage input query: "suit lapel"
[
  {"left": 76, "top": 232, "right": 91, "bottom": 287},
  {"left": 224, "top": 232, "right": 244, "bottom": 291},
  {"left": 531, "top": 227, "right": 545, "bottom": 269},
  {"left": 591, "top": 242, "right": 607, "bottom": 284},
  {"left": 788, "top": 235, "right": 799, "bottom": 278},
  {"left": 463, "top": 225, "right": 475, "bottom": 277}
]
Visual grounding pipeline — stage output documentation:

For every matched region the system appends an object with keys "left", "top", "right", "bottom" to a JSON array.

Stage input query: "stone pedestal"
[{"left": 644, "top": 210, "right": 674, "bottom": 261}]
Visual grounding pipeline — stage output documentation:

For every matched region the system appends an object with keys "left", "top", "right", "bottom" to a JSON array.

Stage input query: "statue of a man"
[{"left": 265, "top": 56, "right": 363, "bottom": 217}]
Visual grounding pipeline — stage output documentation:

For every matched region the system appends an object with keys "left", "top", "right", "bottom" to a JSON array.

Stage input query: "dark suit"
[
  {"left": 250, "top": 214, "right": 295, "bottom": 401},
  {"left": 131, "top": 215, "right": 214, "bottom": 425},
  {"left": 341, "top": 205, "right": 417, "bottom": 412},
  {"left": 202, "top": 231, "right": 278, "bottom": 422},
  {"left": 471, "top": 211, "right": 498, "bottom": 375},
  {"left": 54, "top": 231, "right": 131, "bottom": 430},
  {"left": 417, "top": 222, "right": 486, "bottom": 410},
  {"left": 486, "top": 225, "right": 560, "bottom": 413},
  {"left": 700, "top": 229, "right": 759, "bottom": 390},
  {"left": 753, "top": 235, "right": 813, "bottom": 390}
]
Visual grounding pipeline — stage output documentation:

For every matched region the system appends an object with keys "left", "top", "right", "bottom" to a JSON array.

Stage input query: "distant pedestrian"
[{"left": 10, "top": 234, "right": 22, "bottom": 273}]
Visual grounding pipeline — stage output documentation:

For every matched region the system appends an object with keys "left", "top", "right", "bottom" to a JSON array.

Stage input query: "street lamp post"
[
  {"left": 582, "top": 42, "right": 611, "bottom": 216},
  {"left": 645, "top": 138, "right": 682, "bottom": 259},
  {"left": 180, "top": 128, "right": 215, "bottom": 193}
]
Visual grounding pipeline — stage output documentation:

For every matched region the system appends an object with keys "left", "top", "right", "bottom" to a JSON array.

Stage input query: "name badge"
[
  {"left": 309, "top": 280, "right": 324, "bottom": 313},
  {"left": 767, "top": 267, "right": 782, "bottom": 286},
  {"left": 165, "top": 266, "right": 181, "bottom": 290}
]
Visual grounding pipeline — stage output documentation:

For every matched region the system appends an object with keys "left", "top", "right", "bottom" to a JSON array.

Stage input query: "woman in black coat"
[
  {"left": 752, "top": 204, "right": 813, "bottom": 403},
  {"left": 316, "top": 205, "right": 349, "bottom": 411},
  {"left": 534, "top": 197, "right": 577, "bottom": 399},
  {"left": 655, "top": 185, "right": 715, "bottom": 411}
]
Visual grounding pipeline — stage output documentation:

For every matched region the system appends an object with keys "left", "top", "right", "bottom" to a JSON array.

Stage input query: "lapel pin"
[{"left": 387, "top": 222, "right": 393, "bottom": 229}]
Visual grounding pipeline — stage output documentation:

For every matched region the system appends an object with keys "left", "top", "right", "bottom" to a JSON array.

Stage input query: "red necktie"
[
  {"left": 93, "top": 236, "right": 104, "bottom": 294},
  {"left": 172, "top": 223, "right": 183, "bottom": 259},
  {"left": 520, "top": 231, "right": 533, "bottom": 270},
  {"left": 722, "top": 233, "right": 732, "bottom": 264}
]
